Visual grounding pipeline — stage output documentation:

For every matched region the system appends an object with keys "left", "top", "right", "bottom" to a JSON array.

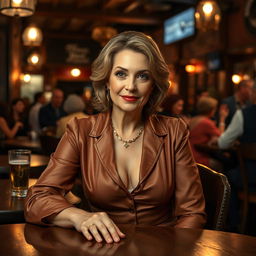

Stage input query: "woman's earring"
[{"left": 106, "top": 87, "right": 110, "bottom": 102}]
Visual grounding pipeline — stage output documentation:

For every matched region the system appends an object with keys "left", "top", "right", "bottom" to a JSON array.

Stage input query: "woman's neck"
[{"left": 111, "top": 108, "right": 144, "bottom": 139}]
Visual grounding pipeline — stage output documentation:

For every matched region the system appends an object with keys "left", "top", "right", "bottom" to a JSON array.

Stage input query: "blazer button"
[{"left": 129, "top": 208, "right": 135, "bottom": 213}]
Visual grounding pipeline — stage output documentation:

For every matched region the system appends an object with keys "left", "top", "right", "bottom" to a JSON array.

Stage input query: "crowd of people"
[
  {"left": 0, "top": 88, "right": 92, "bottom": 141},
  {"left": 158, "top": 78, "right": 256, "bottom": 233}
]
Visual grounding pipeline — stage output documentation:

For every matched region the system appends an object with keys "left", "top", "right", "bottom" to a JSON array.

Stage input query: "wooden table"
[
  {"left": 0, "top": 179, "right": 37, "bottom": 224},
  {"left": 0, "top": 224, "right": 256, "bottom": 256},
  {"left": 1, "top": 136, "right": 42, "bottom": 153}
]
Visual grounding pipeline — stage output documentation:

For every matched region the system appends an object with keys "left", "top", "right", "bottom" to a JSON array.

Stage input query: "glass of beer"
[{"left": 8, "top": 149, "right": 31, "bottom": 197}]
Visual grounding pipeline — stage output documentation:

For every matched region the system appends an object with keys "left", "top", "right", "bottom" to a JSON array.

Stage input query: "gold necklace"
[{"left": 112, "top": 124, "right": 144, "bottom": 148}]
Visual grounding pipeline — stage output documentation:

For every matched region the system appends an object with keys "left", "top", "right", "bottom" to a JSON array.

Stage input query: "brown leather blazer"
[{"left": 25, "top": 112, "right": 206, "bottom": 228}]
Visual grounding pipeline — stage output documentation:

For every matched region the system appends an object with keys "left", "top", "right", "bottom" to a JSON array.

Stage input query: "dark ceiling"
[{"left": 22, "top": 0, "right": 197, "bottom": 38}]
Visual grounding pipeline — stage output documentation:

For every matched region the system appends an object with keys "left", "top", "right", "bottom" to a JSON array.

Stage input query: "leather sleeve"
[
  {"left": 172, "top": 118, "right": 206, "bottom": 228},
  {"left": 24, "top": 118, "right": 81, "bottom": 225}
]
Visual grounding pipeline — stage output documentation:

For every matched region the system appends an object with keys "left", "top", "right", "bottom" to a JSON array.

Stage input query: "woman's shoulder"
[
  {"left": 66, "top": 112, "right": 108, "bottom": 134},
  {"left": 151, "top": 114, "right": 188, "bottom": 135}
]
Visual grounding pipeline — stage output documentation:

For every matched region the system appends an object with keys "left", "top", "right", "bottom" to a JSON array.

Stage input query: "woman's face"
[
  {"left": 172, "top": 99, "right": 184, "bottom": 115},
  {"left": 13, "top": 100, "right": 25, "bottom": 113},
  {"left": 108, "top": 49, "right": 153, "bottom": 115}
]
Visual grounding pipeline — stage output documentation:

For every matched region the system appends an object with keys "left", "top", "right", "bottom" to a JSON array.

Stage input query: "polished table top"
[
  {"left": 0, "top": 179, "right": 37, "bottom": 212},
  {"left": 0, "top": 179, "right": 37, "bottom": 224},
  {"left": 0, "top": 224, "right": 256, "bottom": 256},
  {"left": 1, "top": 136, "right": 42, "bottom": 153}
]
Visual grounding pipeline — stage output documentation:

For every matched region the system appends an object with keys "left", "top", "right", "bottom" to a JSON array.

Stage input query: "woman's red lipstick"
[{"left": 121, "top": 96, "right": 139, "bottom": 102}]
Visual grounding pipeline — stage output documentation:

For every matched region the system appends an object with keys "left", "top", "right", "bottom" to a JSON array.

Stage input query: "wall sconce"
[
  {"left": 20, "top": 73, "right": 31, "bottom": 83},
  {"left": 22, "top": 24, "right": 43, "bottom": 46},
  {"left": 0, "top": 0, "right": 37, "bottom": 17},
  {"left": 185, "top": 64, "right": 196, "bottom": 73},
  {"left": 70, "top": 68, "right": 81, "bottom": 77},
  {"left": 195, "top": 0, "right": 221, "bottom": 31},
  {"left": 27, "top": 52, "right": 41, "bottom": 66}
]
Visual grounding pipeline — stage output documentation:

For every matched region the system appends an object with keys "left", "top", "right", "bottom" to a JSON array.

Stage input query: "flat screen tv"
[{"left": 164, "top": 7, "right": 195, "bottom": 45}]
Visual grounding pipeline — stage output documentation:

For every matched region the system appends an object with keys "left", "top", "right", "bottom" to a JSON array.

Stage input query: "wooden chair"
[
  {"left": 236, "top": 143, "right": 256, "bottom": 233},
  {"left": 197, "top": 163, "right": 231, "bottom": 231}
]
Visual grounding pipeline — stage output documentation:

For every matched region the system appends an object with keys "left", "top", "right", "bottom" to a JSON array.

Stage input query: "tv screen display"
[{"left": 164, "top": 7, "right": 195, "bottom": 45}]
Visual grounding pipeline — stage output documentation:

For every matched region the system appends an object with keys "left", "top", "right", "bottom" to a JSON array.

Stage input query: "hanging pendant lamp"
[
  {"left": 0, "top": 0, "right": 37, "bottom": 17},
  {"left": 195, "top": 0, "right": 221, "bottom": 31}
]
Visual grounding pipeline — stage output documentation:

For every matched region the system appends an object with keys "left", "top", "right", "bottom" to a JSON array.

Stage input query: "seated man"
[
  {"left": 220, "top": 79, "right": 253, "bottom": 127},
  {"left": 218, "top": 82, "right": 256, "bottom": 231},
  {"left": 39, "top": 88, "right": 66, "bottom": 130}
]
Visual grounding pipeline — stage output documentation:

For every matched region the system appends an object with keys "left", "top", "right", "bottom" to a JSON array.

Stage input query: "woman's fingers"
[
  {"left": 113, "top": 223, "right": 126, "bottom": 238},
  {"left": 80, "top": 226, "right": 93, "bottom": 241},
  {"left": 96, "top": 222, "right": 114, "bottom": 243},
  {"left": 88, "top": 224, "right": 103, "bottom": 243},
  {"left": 79, "top": 212, "right": 125, "bottom": 243},
  {"left": 100, "top": 220, "right": 121, "bottom": 243}
]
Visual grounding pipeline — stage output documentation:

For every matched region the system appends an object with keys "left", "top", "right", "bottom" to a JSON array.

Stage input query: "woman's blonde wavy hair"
[{"left": 90, "top": 31, "right": 170, "bottom": 117}]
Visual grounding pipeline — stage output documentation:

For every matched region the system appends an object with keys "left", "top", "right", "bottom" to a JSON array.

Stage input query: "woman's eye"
[
  {"left": 137, "top": 73, "right": 150, "bottom": 81},
  {"left": 115, "top": 71, "right": 126, "bottom": 78}
]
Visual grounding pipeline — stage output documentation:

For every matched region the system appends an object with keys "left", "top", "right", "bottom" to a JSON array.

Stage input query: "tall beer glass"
[{"left": 8, "top": 149, "right": 31, "bottom": 197}]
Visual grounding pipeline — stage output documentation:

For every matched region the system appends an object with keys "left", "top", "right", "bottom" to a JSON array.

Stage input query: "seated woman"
[
  {"left": 25, "top": 31, "right": 206, "bottom": 244},
  {"left": 189, "top": 96, "right": 228, "bottom": 169},
  {"left": 7, "top": 98, "right": 28, "bottom": 136},
  {"left": 0, "top": 102, "right": 23, "bottom": 139}
]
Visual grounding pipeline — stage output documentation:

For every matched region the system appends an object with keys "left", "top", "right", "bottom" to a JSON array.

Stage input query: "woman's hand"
[
  {"left": 74, "top": 211, "right": 125, "bottom": 243},
  {"left": 15, "top": 121, "right": 23, "bottom": 129},
  {"left": 50, "top": 207, "right": 125, "bottom": 244}
]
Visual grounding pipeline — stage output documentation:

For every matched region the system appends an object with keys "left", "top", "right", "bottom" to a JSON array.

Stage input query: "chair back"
[
  {"left": 235, "top": 142, "right": 256, "bottom": 233},
  {"left": 197, "top": 163, "right": 231, "bottom": 231},
  {"left": 39, "top": 135, "right": 60, "bottom": 156}
]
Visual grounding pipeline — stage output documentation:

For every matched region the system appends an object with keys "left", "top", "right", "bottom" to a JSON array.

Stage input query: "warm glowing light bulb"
[
  {"left": 185, "top": 65, "right": 196, "bottom": 73},
  {"left": 28, "top": 28, "right": 38, "bottom": 40},
  {"left": 31, "top": 55, "right": 39, "bottom": 64},
  {"left": 71, "top": 68, "right": 81, "bottom": 77},
  {"left": 232, "top": 74, "right": 242, "bottom": 84},
  {"left": 23, "top": 74, "right": 31, "bottom": 83},
  {"left": 12, "top": 0, "right": 23, "bottom": 4},
  {"left": 202, "top": 2, "right": 213, "bottom": 15}
]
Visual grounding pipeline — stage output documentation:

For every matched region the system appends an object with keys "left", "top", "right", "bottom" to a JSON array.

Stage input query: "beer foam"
[{"left": 9, "top": 160, "right": 30, "bottom": 165}]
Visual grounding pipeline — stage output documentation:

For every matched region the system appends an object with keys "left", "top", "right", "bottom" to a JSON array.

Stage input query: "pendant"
[{"left": 123, "top": 142, "right": 129, "bottom": 148}]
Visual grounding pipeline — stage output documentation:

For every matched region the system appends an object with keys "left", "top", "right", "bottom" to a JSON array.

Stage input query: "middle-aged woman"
[{"left": 25, "top": 31, "right": 206, "bottom": 244}]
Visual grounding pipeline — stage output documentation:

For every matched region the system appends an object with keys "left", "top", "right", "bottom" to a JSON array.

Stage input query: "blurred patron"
[
  {"left": 218, "top": 82, "right": 256, "bottom": 149},
  {"left": 221, "top": 79, "right": 254, "bottom": 127},
  {"left": 159, "top": 94, "right": 184, "bottom": 116},
  {"left": 190, "top": 89, "right": 209, "bottom": 117},
  {"left": 218, "top": 83, "right": 256, "bottom": 232},
  {"left": 56, "top": 94, "right": 88, "bottom": 138},
  {"left": 0, "top": 102, "right": 23, "bottom": 139},
  {"left": 189, "top": 96, "right": 228, "bottom": 169},
  {"left": 8, "top": 98, "right": 28, "bottom": 137},
  {"left": 29, "top": 92, "right": 46, "bottom": 134},
  {"left": 39, "top": 88, "right": 66, "bottom": 130}
]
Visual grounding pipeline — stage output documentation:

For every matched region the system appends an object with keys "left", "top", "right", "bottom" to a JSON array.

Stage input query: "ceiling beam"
[{"left": 34, "top": 9, "right": 162, "bottom": 25}]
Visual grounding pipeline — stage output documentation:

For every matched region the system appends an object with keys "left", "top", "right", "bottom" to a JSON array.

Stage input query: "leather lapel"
[
  {"left": 139, "top": 116, "right": 166, "bottom": 185},
  {"left": 93, "top": 113, "right": 126, "bottom": 190}
]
